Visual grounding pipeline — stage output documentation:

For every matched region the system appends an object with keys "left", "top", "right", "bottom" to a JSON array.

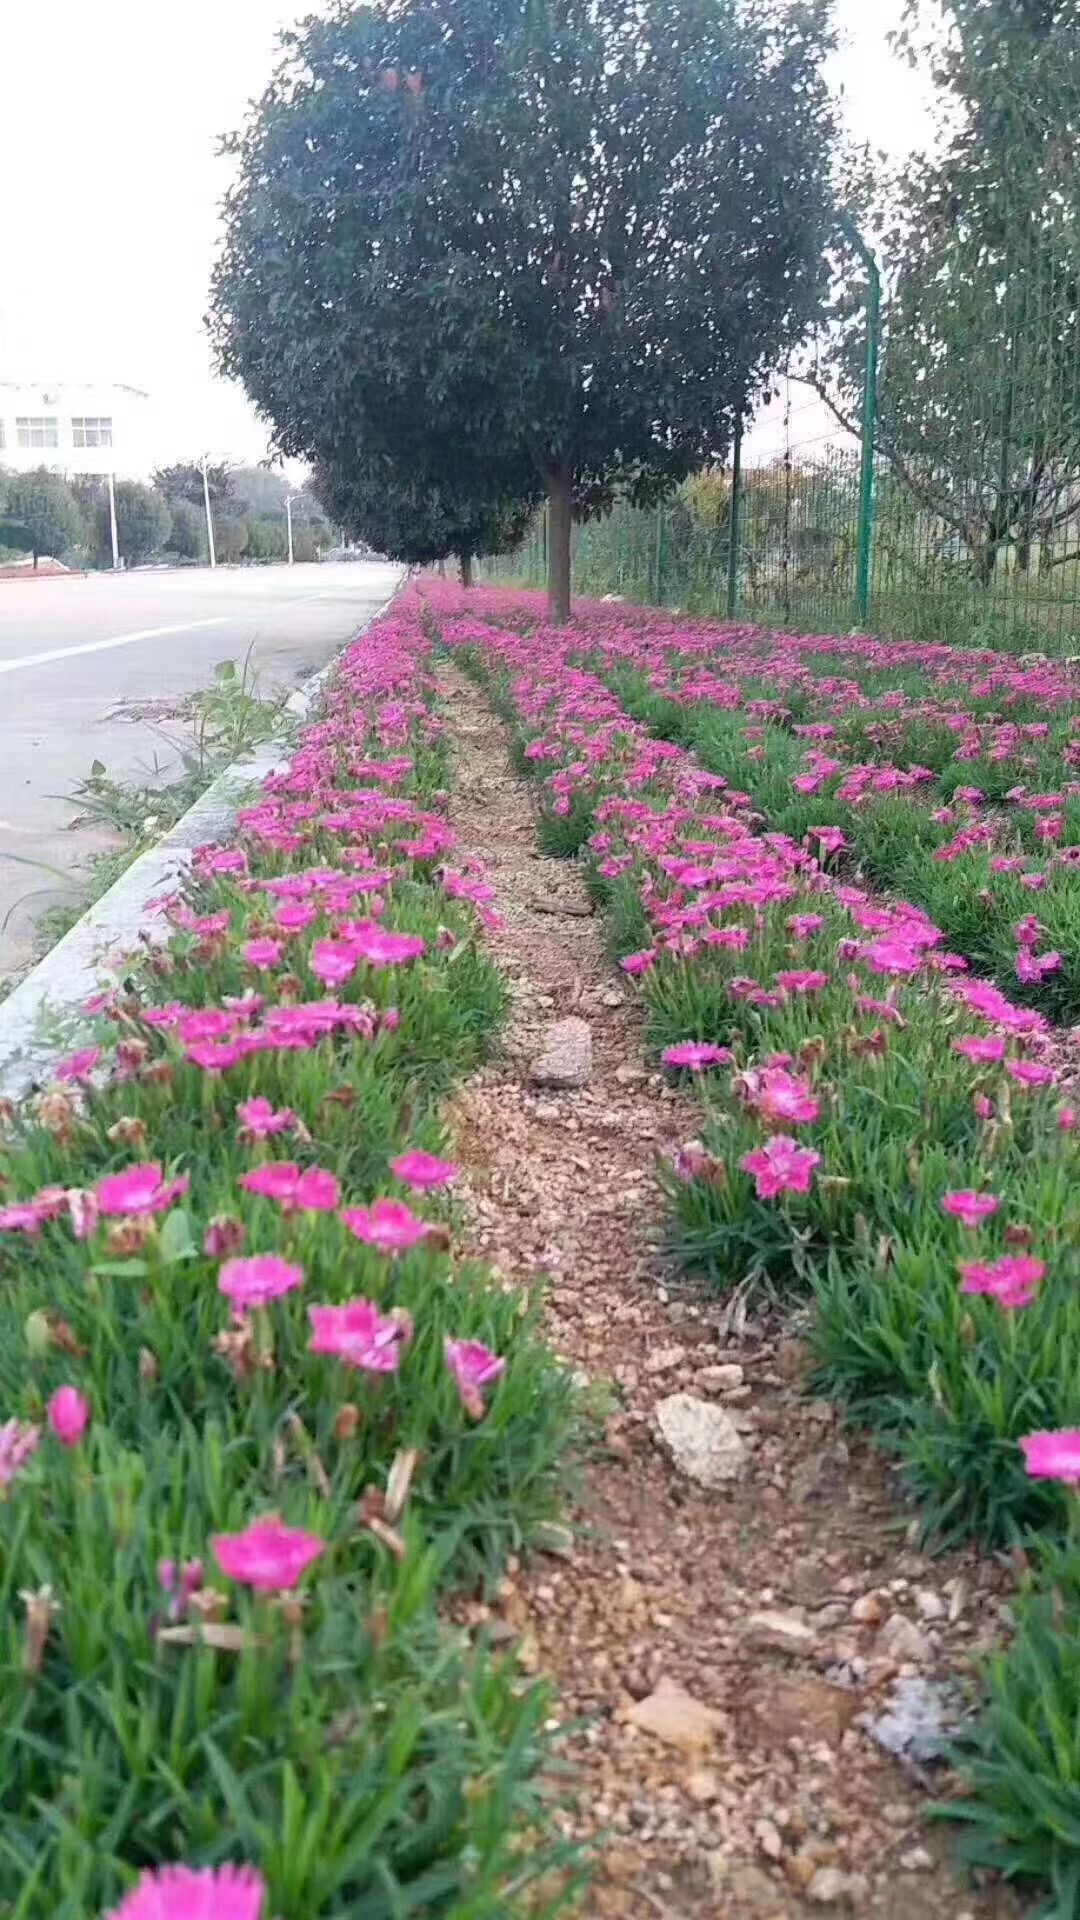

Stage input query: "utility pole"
[
  {"left": 201, "top": 454, "right": 217, "bottom": 569},
  {"left": 285, "top": 493, "right": 296, "bottom": 566},
  {"left": 836, "top": 214, "right": 881, "bottom": 627},
  {"left": 107, "top": 468, "right": 120, "bottom": 570}
]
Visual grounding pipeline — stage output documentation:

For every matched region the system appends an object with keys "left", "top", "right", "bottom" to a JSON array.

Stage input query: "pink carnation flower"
[
  {"left": 236, "top": 1097, "right": 296, "bottom": 1139},
  {"left": 55, "top": 1046, "right": 102, "bottom": 1084},
  {"left": 660, "top": 1041, "right": 733, "bottom": 1072},
  {"left": 96, "top": 1163, "right": 190, "bottom": 1217},
  {"left": 445, "top": 1338, "right": 506, "bottom": 1418},
  {"left": 953, "top": 1034, "right": 1007, "bottom": 1063},
  {"left": 959, "top": 1253, "right": 1045, "bottom": 1309},
  {"left": 106, "top": 1863, "right": 267, "bottom": 1920},
  {"left": 219, "top": 1254, "right": 304, "bottom": 1310},
  {"left": 0, "top": 1418, "right": 40, "bottom": 1488},
  {"left": 343, "top": 921, "right": 426, "bottom": 967},
  {"left": 241, "top": 937, "right": 283, "bottom": 970},
  {"left": 775, "top": 969, "right": 829, "bottom": 994},
  {"left": 1020, "top": 1430, "right": 1080, "bottom": 1484},
  {"left": 212, "top": 1518, "right": 325, "bottom": 1592},
  {"left": 745, "top": 1066, "right": 820, "bottom": 1127},
  {"left": 1006, "top": 1058, "right": 1055, "bottom": 1089},
  {"left": 239, "top": 1163, "right": 341, "bottom": 1213},
  {"left": 390, "top": 1149, "right": 458, "bottom": 1189},
  {"left": 941, "top": 1190, "right": 1000, "bottom": 1228},
  {"left": 740, "top": 1135, "right": 821, "bottom": 1200},
  {"left": 309, "top": 1297, "right": 411, "bottom": 1371},
  {"left": 47, "top": 1386, "right": 90, "bottom": 1448},
  {"left": 310, "top": 938, "right": 357, "bottom": 987},
  {"left": 341, "top": 1197, "right": 430, "bottom": 1254}
]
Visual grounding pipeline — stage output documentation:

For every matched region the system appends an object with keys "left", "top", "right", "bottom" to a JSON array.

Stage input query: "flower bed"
[
  {"left": 430, "top": 579, "right": 1080, "bottom": 1912},
  {"left": 0, "top": 589, "right": 581, "bottom": 1916}
]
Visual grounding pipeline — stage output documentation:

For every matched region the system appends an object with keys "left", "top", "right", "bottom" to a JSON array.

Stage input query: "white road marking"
[{"left": 0, "top": 617, "right": 230, "bottom": 677}]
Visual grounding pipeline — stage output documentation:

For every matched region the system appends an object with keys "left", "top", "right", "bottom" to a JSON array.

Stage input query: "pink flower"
[
  {"left": 241, "top": 936, "right": 283, "bottom": 970},
  {"left": 745, "top": 1066, "right": 820, "bottom": 1127},
  {"left": 620, "top": 950, "right": 656, "bottom": 975},
  {"left": 55, "top": 1046, "right": 102, "bottom": 1084},
  {"left": 308, "top": 1298, "right": 411, "bottom": 1371},
  {"left": 1059, "top": 1107, "right": 1078, "bottom": 1132},
  {"left": 660, "top": 1041, "right": 733, "bottom": 1071},
  {"left": 341, "top": 1197, "right": 431, "bottom": 1254},
  {"left": 959, "top": 1253, "right": 1045, "bottom": 1309},
  {"left": 310, "top": 938, "right": 357, "bottom": 987},
  {"left": 219, "top": 1255, "right": 304, "bottom": 1310},
  {"left": 204, "top": 1215, "right": 246, "bottom": 1259},
  {"left": 0, "top": 1419, "right": 40, "bottom": 1487},
  {"left": 0, "top": 1202, "right": 50, "bottom": 1236},
  {"left": 67, "top": 1188, "right": 100, "bottom": 1241},
  {"left": 212, "top": 1518, "right": 325, "bottom": 1592},
  {"left": 445, "top": 1338, "right": 506, "bottom": 1419},
  {"left": 1006, "top": 1059, "right": 1055, "bottom": 1089},
  {"left": 47, "top": 1386, "right": 90, "bottom": 1448},
  {"left": 1020, "top": 1430, "right": 1080, "bottom": 1484},
  {"left": 106, "top": 1863, "right": 267, "bottom": 1920},
  {"left": 775, "top": 969, "right": 829, "bottom": 994},
  {"left": 236, "top": 1097, "right": 296, "bottom": 1139},
  {"left": 810, "top": 826, "right": 848, "bottom": 856},
  {"left": 953, "top": 1034, "right": 1007, "bottom": 1063},
  {"left": 239, "top": 1163, "right": 341, "bottom": 1213},
  {"left": 275, "top": 900, "right": 318, "bottom": 933},
  {"left": 862, "top": 939, "right": 921, "bottom": 977},
  {"left": 787, "top": 913, "right": 825, "bottom": 939},
  {"left": 740, "top": 1135, "right": 822, "bottom": 1200},
  {"left": 343, "top": 922, "right": 425, "bottom": 967},
  {"left": 390, "top": 1149, "right": 458, "bottom": 1189},
  {"left": 96, "top": 1163, "right": 190, "bottom": 1217},
  {"left": 941, "top": 1190, "right": 1000, "bottom": 1229}
]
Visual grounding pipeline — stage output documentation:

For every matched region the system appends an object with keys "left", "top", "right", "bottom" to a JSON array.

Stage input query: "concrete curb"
[{"left": 0, "top": 579, "right": 401, "bottom": 1102}]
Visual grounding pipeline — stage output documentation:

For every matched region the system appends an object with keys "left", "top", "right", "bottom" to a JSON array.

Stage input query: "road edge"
[{"left": 0, "top": 576, "right": 402, "bottom": 1101}]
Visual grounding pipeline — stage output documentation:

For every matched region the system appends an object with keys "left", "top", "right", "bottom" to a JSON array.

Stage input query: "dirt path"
[{"left": 439, "top": 662, "right": 1021, "bottom": 1920}]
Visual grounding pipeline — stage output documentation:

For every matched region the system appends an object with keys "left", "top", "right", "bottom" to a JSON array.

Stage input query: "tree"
[
  {"left": 0, "top": 468, "right": 86, "bottom": 569},
  {"left": 814, "top": 0, "right": 1080, "bottom": 585},
  {"left": 163, "top": 499, "right": 207, "bottom": 562},
  {"left": 99, "top": 481, "right": 171, "bottom": 568},
  {"left": 153, "top": 461, "right": 235, "bottom": 513},
  {"left": 243, "top": 517, "right": 287, "bottom": 562},
  {"left": 311, "top": 448, "right": 540, "bottom": 582},
  {"left": 211, "top": 0, "right": 837, "bottom": 619}
]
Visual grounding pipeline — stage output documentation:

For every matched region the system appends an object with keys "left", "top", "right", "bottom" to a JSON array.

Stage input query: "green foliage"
[
  {"left": 0, "top": 467, "right": 86, "bottom": 566},
  {"left": 210, "top": 0, "right": 838, "bottom": 612},
  {"left": 153, "top": 460, "right": 234, "bottom": 512},
  {"left": 312, "top": 452, "right": 540, "bottom": 572},
  {"left": 164, "top": 498, "right": 207, "bottom": 562},
  {"left": 100, "top": 479, "right": 172, "bottom": 567}
]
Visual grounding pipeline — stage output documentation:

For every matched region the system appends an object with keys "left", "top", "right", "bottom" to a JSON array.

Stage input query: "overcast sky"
[{"left": 0, "top": 0, "right": 934, "bottom": 467}]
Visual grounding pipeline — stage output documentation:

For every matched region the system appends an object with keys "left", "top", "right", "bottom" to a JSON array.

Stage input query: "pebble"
[{"left": 744, "top": 1609, "right": 817, "bottom": 1657}]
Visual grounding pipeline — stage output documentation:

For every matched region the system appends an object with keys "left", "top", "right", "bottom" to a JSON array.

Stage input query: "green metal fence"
[{"left": 491, "top": 215, "right": 1080, "bottom": 652}]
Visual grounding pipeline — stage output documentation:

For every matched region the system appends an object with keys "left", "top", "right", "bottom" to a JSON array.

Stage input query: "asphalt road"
[{"left": 0, "top": 561, "right": 401, "bottom": 978}]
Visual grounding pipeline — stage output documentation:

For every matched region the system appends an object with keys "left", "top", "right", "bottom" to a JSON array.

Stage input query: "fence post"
[
  {"left": 837, "top": 215, "right": 881, "bottom": 628},
  {"left": 726, "top": 415, "right": 743, "bottom": 620}
]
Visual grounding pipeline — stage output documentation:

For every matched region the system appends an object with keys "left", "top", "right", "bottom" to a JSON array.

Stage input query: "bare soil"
[{"left": 439, "top": 662, "right": 1024, "bottom": 1920}]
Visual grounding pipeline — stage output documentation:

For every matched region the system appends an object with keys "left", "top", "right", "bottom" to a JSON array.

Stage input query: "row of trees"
[
  {"left": 210, "top": 0, "right": 840, "bottom": 618},
  {"left": 0, "top": 463, "right": 330, "bottom": 571}
]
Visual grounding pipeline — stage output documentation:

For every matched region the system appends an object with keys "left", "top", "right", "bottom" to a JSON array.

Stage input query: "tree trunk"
[
  {"left": 546, "top": 465, "right": 573, "bottom": 623},
  {"left": 458, "top": 551, "right": 473, "bottom": 588},
  {"left": 32, "top": 550, "right": 39, "bottom": 572}
]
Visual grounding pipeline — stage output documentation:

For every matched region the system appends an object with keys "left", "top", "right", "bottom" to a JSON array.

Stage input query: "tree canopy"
[
  {"left": 311, "top": 447, "right": 541, "bottom": 582},
  {"left": 0, "top": 469, "right": 86, "bottom": 569},
  {"left": 103, "top": 481, "right": 172, "bottom": 568},
  {"left": 211, "top": 0, "right": 838, "bottom": 617}
]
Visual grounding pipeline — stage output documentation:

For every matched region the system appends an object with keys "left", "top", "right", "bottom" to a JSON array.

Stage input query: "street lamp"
[
  {"left": 200, "top": 453, "right": 218, "bottom": 570},
  {"left": 285, "top": 492, "right": 297, "bottom": 566},
  {"left": 106, "top": 468, "right": 120, "bottom": 570}
]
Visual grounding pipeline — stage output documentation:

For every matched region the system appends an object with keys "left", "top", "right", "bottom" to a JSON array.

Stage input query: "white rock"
[
  {"left": 654, "top": 1393, "right": 747, "bottom": 1489},
  {"left": 914, "top": 1588, "right": 946, "bottom": 1621},
  {"left": 529, "top": 1017, "right": 593, "bottom": 1088},
  {"left": 697, "top": 1362, "right": 746, "bottom": 1393},
  {"left": 644, "top": 1345, "right": 687, "bottom": 1374},
  {"left": 807, "top": 1866, "right": 865, "bottom": 1906},
  {"left": 743, "top": 1608, "right": 817, "bottom": 1657},
  {"left": 876, "top": 1613, "right": 933, "bottom": 1665}
]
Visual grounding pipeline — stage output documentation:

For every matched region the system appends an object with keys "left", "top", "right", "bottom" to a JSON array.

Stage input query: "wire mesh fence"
[{"left": 490, "top": 218, "right": 1080, "bottom": 653}]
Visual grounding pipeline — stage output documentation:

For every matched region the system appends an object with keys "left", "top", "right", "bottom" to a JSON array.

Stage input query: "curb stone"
[{"left": 0, "top": 578, "right": 402, "bottom": 1102}]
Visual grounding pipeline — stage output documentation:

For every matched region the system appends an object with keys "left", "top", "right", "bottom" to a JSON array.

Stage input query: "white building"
[{"left": 0, "top": 380, "right": 152, "bottom": 478}]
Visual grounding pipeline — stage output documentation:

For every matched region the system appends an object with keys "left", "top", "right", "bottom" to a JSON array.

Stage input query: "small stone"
[
  {"left": 914, "top": 1588, "right": 946, "bottom": 1621},
  {"left": 697, "top": 1362, "right": 746, "bottom": 1393},
  {"left": 532, "top": 1521, "right": 575, "bottom": 1559},
  {"left": 686, "top": 1766, "right": 720, "bottom": 1803},
  {"left": 755, "top": 1816, "right": 784, "bottom": 1861},
  {"left": 655, "top": 1393, "right": 748, "bottom": 1488},
  {"left": 899, "top": 1847, "right": 933, "bottom": 1872},
  {"left": 744, "top": 1609, "right": 817, "bottom": 1657},
  {"left": 746, "top": 1674, "right": 857, "bottom": 1748},
  {"left": 614, "top": 1062, "right": 646, "bottom": 1085},
  {"left": 600, "top": 989, "right": 623, "bottom": 1008},
  {"left": 644, "top": 1345, "right": 687, "bottom": 1374},
  {"left": 850, "top": 1591, "right": 884, "bottom": 1626},
  {"left": 530, "top": 1017, "right": 593, "bottom": 1089},
  {"left": 807, "top": 1867, "right": 864, "bottom": 1906},
  {"left": 624, "top": 1675, "right": 726, "bottom": 1754},
  {"left": 876, "top": 1612, "right": 933, "bottom": 1664}
]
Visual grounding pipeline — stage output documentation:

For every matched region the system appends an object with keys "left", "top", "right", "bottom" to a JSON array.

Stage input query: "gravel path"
[{"left": 439, "top": 662, "right": 1023, "bottom": 1920}]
